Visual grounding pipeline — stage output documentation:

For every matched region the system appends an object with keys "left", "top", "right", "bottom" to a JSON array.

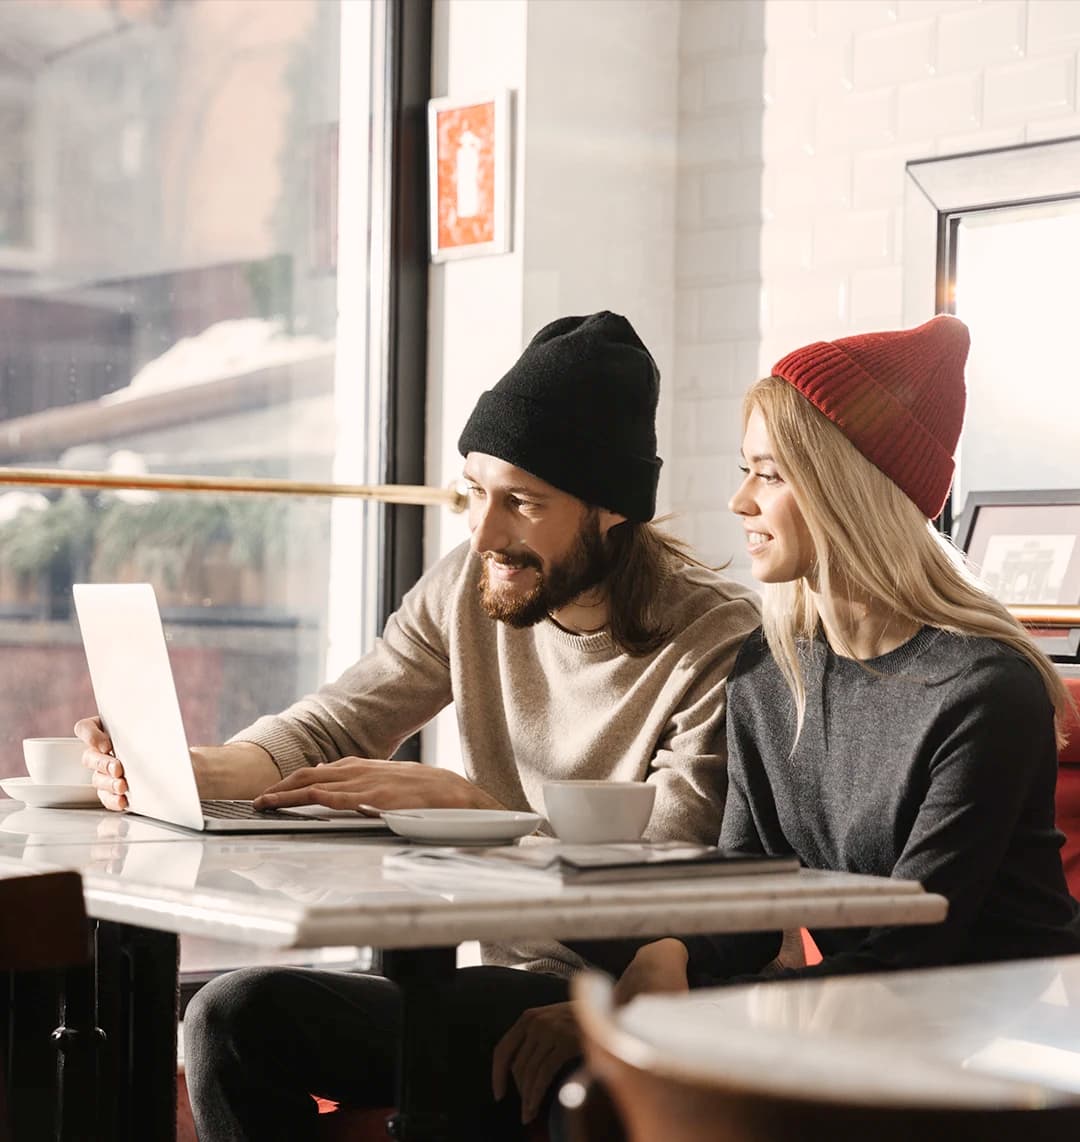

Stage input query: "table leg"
[
  {"left": 381, "top": 947, "right": 456, "bottom": 1142},
  {"left": 94, "top": 921, "right": 179, "bottom": 1142},
  {"left": 52, "top": 958, "right": 106, "bottom": 1142}
]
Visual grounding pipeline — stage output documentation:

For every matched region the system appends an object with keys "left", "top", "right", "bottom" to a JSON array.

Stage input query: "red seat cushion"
[
  {"left": 1056, "top": 677, "right": 1080, "bottom": 900},
  {"left": 1057, "top": 764, "right": 1080, "bottom": 902},
  {"left": 800, "top": 928, "right": 822, "bottom": 966},
  {"left": 1060, "top": 677, "right": 1080, "bottom": 765},
  {"left": 312, "top": 1104, "right": 550, "bottom": 1141}
]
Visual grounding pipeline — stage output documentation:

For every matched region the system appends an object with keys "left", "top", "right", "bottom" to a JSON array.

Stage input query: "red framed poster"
[{"left": 427, "top": 91, "right": 511, "bottom": 262}]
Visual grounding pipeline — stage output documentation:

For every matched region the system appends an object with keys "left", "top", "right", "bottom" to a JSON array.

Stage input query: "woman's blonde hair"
[{"left": 745, "top": 375, "right": 1072, "bottom": 746}]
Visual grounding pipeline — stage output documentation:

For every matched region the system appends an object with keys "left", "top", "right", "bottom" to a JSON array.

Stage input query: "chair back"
[
  {"left": 0, "top": 869, "right": 89, "bottom": 1142},
  {"left": 0, "top": 869, "right": 88, "bottom": 971},
  {"left": 570, "top": 972, "right": 1080, "bottom": 1142}
]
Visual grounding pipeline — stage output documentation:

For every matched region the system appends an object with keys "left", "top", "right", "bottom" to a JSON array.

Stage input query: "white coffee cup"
[
  {"left": 543, "top": 780, "right": 656, "bottom": 844},
  {"left": 22, "top": 738, "right": 93, "bottom": 786}
]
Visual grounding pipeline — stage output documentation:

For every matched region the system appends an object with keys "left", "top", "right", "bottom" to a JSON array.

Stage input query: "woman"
[{"left": 618, "top": 314, "right": 1080, "bottom": 996}]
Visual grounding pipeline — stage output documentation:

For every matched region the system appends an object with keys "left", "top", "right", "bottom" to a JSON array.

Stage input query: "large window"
[
  {"left": 905, "top": 136, "right": 1080, "bottom": 530},
  {"left": 951, "top": 201, "right": 1080, "bottom": 511},
  {"left": 0, "top": 0, "right": 430, "bottom": 970},
  {"left": 905, "top": 138, "right": 1080, "bottom": 662}
]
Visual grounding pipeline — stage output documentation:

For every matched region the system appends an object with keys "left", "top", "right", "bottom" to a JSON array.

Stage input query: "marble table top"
[
  {"left": 0, "top": 802, "right": 948, "bottom": 950},
  {"left": 614, "top": 953, "right": 1080, "bottom": 1108}
]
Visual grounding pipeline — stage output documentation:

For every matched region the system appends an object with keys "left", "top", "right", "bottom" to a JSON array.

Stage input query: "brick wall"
[{"left": 673, "top": 0, "right": 1080, "bottom": 577}]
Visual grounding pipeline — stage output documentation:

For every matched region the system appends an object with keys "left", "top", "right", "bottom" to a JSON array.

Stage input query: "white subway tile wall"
[
  {"left": 983, "top": 55, "right": 1076, "bottom": 123},
  {"left": 897, "top": 73, "right": 980, "bottom": 137},
  {"left": 1028, "top": 0, "right": 1080, "bottom": 51},
  {"left": 850, "top": 264, "right": 904, "bottom": 327},
  {"left": 853, "top": 140, "right": 933, "bottom": 207},
  {"left": 852, "top": 19, "right": 936, "bottom": 90},
  {"left": 672, "top": 0, "right": 1080, "bottom": 575},
  {"left": 937, "top": 4, "right": 1025, "bottom": 75}
]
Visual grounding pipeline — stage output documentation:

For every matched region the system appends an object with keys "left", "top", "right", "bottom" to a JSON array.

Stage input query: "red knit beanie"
[{"left": 771, "top": 315, "right": 969, "bottom": 519}]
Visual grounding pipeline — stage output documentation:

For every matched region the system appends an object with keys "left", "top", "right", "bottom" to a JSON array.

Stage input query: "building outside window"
[{"left": 0, "top": 0, "right": 425, "bottom": 975}]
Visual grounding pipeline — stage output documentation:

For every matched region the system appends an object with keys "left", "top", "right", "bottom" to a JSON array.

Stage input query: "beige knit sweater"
[{"left": 231, "top": 542, "right": 761, "bottom": 974}]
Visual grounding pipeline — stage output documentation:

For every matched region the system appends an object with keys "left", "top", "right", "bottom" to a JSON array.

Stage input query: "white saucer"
[
  {"left": 381, "top": 809, "right": 541, "bottom": 846},
  {"left": 0, "top": 776, "right": 101, "bottom": 809}
]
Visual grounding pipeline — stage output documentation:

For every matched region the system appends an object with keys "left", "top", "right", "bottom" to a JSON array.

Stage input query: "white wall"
[
  {"left": 426, "top": 0, "right": 1080, "bottom": 745},
  {"left": 426, "top": 0, "right": 530, "bottom": 571},
  {"left": 673, "top": 0, "right": 1080, "bottom": 579},
  {"left": 670, "top": 0, "right": 766, "bottom": 576},
  {"left": 521, "top": 0, "right": 680, "bottom": 504},
  {"left": 424, "top": 0, "right": 680, "bottom": 771}
]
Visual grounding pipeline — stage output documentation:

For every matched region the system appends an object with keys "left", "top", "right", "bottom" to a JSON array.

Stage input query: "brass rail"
[
  {"left": 1008, "top": 605, "right": 1080, "bottom": 630},
  {"left": 0, "top": 467, "right": 467, "bottom": 512},
  {"left": 1, "top": 471, "right": 1074, "bottom": 616}
]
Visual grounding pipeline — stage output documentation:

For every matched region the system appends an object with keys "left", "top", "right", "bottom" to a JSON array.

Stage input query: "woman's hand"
[
  {"left": 253, "top": 757, "right": 506, "bottom": 814},
  {"left": 491, "top": 1002, "right": 582, "bottom": 1124},
  {"left": 612, "top": 938, "right": 690, "bottom": 1006},
  {"left": 74, "top": 716, "right": 128, "bottom": 811}
]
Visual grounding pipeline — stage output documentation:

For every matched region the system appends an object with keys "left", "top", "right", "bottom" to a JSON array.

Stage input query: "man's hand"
[
  {"left": 74, "top": 716, "right": 128, "bottom": 812},
  {"left": 73, "top": 718, "right": 279, "bottom": 810},
  {"left": 491, "top": 1002, "right": 581, "bottom": 1124},
  {"left": 612, "top": 938, "right": 690, "bottom": 1006},
  {"left": 252, "top": 758, "right": 507, "bottom": 814}
]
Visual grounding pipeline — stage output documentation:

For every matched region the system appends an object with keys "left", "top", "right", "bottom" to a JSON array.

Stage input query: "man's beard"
[{"left": 478, "top": 511, "right": 611, "bottom": 628}]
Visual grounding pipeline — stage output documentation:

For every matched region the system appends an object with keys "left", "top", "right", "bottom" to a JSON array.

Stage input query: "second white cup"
[
  {"left": 22, "top": 738, "right": 93, "bottom": 786},
  {"left": 543, "top": 780, "right": 656, "bottom": 844}
]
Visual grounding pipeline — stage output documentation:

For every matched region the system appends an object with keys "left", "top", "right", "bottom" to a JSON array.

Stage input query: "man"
[{"left": 79, "top": 311, "right": 760, "bottom": 1139}]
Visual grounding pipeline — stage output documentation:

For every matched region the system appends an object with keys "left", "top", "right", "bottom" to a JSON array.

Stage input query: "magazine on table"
[{"left": 382, "top": 841, "right": 800, "bottom": 886}]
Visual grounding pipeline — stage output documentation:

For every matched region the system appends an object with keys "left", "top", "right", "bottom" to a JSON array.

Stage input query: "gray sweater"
[{"left": 687, "top": 625, "right": 1080, "bottom": 984}]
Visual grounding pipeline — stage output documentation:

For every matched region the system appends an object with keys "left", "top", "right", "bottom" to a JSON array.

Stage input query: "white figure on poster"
[
  {"left": 455, "top": 128, "right": 480, "bottom": 219},
  {"left": 980, "top": 533, "right": 1076, "bottom": 604}
]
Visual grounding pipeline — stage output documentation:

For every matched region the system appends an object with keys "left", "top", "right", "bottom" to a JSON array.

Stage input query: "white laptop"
[{"left": 72, "top": 582, "right": 392, "bottom": 836}]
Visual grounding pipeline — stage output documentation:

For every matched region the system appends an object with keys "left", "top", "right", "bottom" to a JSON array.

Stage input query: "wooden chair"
[
  {"left": 0, "top": 869, "right": 87, "bottom": 972},
  {"left": 0, "top": 869, "right": 91, "bottom": 1142},
  {"left": 567, "top": 971, "right": 1080, "bottom": 1142}
]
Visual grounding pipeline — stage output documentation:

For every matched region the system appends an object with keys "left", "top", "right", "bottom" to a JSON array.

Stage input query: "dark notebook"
[{"left": 383, "top": 841, "right": 799, "bottom": 885}]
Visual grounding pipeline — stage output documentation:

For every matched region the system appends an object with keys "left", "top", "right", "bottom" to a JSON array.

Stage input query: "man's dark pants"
[{"left": 184, "top": 963, "right": 572, "bottom": 1141}]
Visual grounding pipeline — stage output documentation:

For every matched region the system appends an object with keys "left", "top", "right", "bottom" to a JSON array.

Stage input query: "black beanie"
[{"left": 457, "top": 311, "right": 662, "bottom": 522}]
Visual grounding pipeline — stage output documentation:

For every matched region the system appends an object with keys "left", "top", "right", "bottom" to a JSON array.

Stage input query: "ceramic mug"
[
  {"left": 543, "top": 780, "right": 656, "bottom": 844},
  {"left": 22, "top": 738, "right": 93, "bottom": 786}
]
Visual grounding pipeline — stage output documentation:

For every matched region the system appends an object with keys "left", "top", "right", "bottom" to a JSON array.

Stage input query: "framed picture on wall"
[
  {"left": 956, "top": 489, "right": 1080, "bottom": 662},
  {"left": 427, "top": 91, "right": 511, "bottom": 262}
]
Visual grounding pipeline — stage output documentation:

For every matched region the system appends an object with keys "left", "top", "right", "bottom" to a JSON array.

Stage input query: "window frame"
[
  {"left": 0, "top": 0, "right": 435, "bottom": 1001},
  {"left": 903, "top": 136, "right": 1080, "bottom": 536}
]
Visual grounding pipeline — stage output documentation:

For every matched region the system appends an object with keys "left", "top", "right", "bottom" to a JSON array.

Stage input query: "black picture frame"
[{"left": 955, "top": 489, "right": 1080, "bottom": 663}]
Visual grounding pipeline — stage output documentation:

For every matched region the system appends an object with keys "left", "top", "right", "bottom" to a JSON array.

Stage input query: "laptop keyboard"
[{"left": 201, "top": 799, "right": 314, "bottom": 821}]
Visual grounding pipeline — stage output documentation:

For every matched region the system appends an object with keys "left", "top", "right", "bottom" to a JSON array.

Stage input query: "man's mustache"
[{"left": 483, "top": 550, "right": 542, "bottom": 572}]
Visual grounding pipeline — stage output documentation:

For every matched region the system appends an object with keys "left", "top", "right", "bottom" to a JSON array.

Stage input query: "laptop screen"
[{"left": 73, "top": 583, "right": 206, "bottom": 831}]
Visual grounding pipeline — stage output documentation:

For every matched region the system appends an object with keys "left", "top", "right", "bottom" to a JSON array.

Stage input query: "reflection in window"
[
  {"left": 0, "top": 0, "right": 344, "bottom": 448},
  {"left": 0, "top": 0, "right": 367, "bottom": 766},
  {"left": 0, "top": 0, "right": 383, "bottom": 977},
  {"left": 953, "top": 200, "right": 1080, "bottom": 516},
  {"left": 0, "top": 73, "right": 33, "bottom": 255},
  {"left": 0, "top": 486, "right": 333, "bottom": 750}
]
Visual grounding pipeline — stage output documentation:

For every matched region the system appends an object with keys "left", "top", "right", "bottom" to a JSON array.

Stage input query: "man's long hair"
[{"left": 603, "top": 518, "right": 712, "bottom": 657}]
